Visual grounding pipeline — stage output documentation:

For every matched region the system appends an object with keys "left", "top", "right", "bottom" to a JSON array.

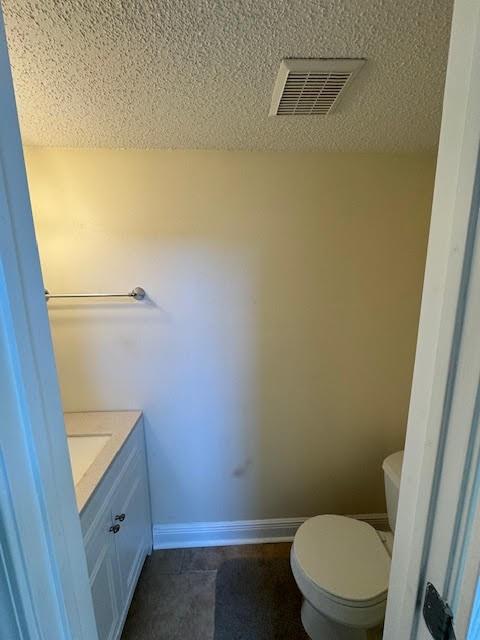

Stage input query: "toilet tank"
[{"left": 382, "top": 451, "right": 404, "bottom": 532}]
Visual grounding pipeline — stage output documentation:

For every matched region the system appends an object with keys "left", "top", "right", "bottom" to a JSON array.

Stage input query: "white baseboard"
[
  {"left": 152, "top": 513, "right": 389, "bottom": 550},
  {"left": 354, "top": 512, "right": 390, "bottom": 530}
]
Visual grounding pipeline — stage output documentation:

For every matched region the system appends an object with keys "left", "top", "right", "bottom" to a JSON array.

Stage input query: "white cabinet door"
[
  {"left": 90, "top": 543, "right": 120, "bottom": 640},
  {"left": 81, "top": 421, "right": 152, "bottom": 640},
  {"left": 85, "top": 508, "right": 121, "bottom": 640},
  {"left": 111, "top": 453, "right": 151, "bottom": 607}
]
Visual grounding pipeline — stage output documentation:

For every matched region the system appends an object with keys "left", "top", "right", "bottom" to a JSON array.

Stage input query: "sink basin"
[{"left": 67, "top": 434, "right": 111, "bottom": 485}]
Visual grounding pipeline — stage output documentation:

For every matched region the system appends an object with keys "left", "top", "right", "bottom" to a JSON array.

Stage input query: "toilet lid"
[{"left": 293, "top": 515, "right": 390, "bottom": 605}]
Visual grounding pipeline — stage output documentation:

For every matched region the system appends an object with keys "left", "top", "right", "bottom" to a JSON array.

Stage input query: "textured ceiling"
[{"left": 2, "top": 0, "right": 453, "bottom": 151}]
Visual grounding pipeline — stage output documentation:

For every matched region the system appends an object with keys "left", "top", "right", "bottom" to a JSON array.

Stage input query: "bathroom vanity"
[{"left": 65, "top": 411, "right": 152, "bottom": 640}]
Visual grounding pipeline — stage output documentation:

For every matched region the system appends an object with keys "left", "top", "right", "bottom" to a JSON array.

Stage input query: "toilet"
[{"left": 291, "top": 451, "right": 404, "bottom": 640}]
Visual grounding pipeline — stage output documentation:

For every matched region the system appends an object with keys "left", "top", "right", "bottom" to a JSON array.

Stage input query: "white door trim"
[
  {"left": 384, "top": 1, "right": 480, "bottom": 637},
  {"left": 0, "top": 10, "right": 98, "bottom": 640}
]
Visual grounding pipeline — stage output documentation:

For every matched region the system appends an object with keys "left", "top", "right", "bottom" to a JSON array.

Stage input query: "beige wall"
[{"left": 24, "top": 148, "right": 435, "bottom": 524}]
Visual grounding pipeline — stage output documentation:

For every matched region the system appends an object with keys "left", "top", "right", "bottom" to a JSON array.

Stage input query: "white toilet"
[{"left": 291, "top": 451, "right": 403, "bottom": 640}]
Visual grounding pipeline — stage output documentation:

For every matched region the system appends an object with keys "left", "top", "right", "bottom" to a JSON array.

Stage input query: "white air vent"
[{"left": 269, "top": 59, "right": 365, "bottom": 116}]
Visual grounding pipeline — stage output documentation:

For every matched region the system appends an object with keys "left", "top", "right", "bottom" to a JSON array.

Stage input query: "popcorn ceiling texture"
[{"left": 3, "top": 0, "right": 453, "bottom": 150}]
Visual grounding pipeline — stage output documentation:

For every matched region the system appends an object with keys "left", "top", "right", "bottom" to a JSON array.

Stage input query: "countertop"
[{"left": 64, "top": 411, "right": 142, "bottom": 512}]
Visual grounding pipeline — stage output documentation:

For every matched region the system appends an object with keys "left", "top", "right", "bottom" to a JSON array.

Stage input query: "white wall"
[{"left": 24, "top": 149, "right": 435, "bottom": 525}]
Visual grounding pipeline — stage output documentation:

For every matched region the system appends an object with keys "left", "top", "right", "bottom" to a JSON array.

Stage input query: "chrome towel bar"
[{"left": 44, "top": 286, "right": 146, "bottom": 301}]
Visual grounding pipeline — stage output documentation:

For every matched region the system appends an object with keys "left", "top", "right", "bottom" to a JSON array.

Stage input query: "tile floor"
[{"left": 121, "top": 542, "right": 298, "bottom": 640}]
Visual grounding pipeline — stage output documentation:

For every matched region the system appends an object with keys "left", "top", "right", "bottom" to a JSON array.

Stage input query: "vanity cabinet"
[{"left": 80, "top": 418, "right": 151, "bottom": 640}]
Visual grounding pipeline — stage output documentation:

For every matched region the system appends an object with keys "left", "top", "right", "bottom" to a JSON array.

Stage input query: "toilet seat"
[{"left": 291, "top": 515, "right": 390, "bottom": 629}]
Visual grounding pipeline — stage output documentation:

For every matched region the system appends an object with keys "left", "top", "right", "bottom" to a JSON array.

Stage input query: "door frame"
[
  {"left": 2, "top": 0, "right": 480, "bottom": 638},
  {"left": 0, "top": 10, "right": 98, "bottom": 640},
  {"left": 384, "top": 0, "right": 480, "bottom": 637}
]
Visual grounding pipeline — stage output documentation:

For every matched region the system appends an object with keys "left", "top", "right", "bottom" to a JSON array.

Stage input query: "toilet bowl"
[{"left": 291, "top": 451, "right": 403, "bottom": 640}]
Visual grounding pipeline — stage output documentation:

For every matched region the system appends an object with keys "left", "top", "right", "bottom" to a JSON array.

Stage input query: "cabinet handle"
[
  {"left": 109, "top": 524, "right": 120, "bottom": 534},
  {"left": 114, "top": 513, "right": 126, "bottom": 522}
]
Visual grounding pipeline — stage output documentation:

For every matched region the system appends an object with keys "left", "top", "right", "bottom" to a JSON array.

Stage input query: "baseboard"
[
  {"left": 152, "top": 513, "right": 389, "bottom": 550},
  {"left": 353, "top": 512, "right": 390, "bottom": 531}
]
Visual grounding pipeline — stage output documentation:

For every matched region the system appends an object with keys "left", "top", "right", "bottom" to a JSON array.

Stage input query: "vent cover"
[{"left": 269, "top": 59, "right": 365, "bottom": 116}]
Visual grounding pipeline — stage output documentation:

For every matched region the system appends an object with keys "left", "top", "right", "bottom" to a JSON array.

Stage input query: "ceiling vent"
[{"left": 269, "top": 58, "right": 365, "bottom": 116}]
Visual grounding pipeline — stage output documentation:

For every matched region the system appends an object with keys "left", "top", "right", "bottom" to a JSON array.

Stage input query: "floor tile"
[
  {"left": 122, "top": 571, "right": 216, "bottom": 640},
  {"left": 143, "top": 549, "right": 185, "bottom": 576},
  {"left": 122, "top": 543, "right": 297, "bottom": 639},
  {"left": 214, "top": 557, "right": 307, "bottom": 640},
  {"left": 260, "top": 541, "right": 292, "bottom": 559},
  {"left": 181, "top": 542, "right": 292, "bottom": 572}
]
